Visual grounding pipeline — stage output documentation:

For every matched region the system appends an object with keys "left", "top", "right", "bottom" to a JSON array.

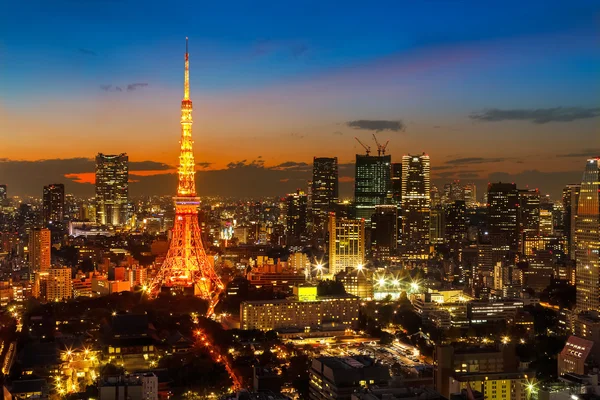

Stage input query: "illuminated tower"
[
  {"left": 149, "top": 39, "right": 224, "bottom": 313},
  {"left": 575, "top": 158, "right": 600, "bottom": 312}
]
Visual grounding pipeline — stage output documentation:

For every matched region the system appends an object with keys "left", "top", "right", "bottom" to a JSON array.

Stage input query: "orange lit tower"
[{"left": 149, "top": 38, "right": 224, "bottom": 313}]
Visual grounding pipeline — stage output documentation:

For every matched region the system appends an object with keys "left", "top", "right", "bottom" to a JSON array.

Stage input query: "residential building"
[
  {"left": 42, "top": 183, "right": 65, "bottom": 226},
  {"left": 29, "top": 228, "right": 51, "bottom": 273}
]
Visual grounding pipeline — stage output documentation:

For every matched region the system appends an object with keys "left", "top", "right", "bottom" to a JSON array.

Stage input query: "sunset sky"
[{"left": 1, "top": 0, "right": 599, "bottom": 199}]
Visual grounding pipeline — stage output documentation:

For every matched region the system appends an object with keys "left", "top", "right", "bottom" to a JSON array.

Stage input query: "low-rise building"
[
  {"left": 241, "top": 288, "right": 359, "bottom": 336},
  {"left": 309, "top": 356, "right": 390, "bottom": 400}
]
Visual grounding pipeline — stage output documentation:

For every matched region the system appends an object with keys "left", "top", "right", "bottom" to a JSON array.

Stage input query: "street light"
[
  {"left": 410, "top": 282, "right": 419, "bottom": 292},
  {"left": 357, "top": 264, "right": 364, "bottom": 272}
]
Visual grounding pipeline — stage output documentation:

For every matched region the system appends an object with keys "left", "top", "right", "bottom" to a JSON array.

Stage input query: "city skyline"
[{"left": 1, "top": 0, "right": 599, "bottom": 199}]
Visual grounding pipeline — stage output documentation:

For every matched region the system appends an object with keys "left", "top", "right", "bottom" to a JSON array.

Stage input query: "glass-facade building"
[
  {"left": 354, "top": 154, "right": 391, "bottom": 221},
  {"left": 95, "top": 153, "right": 129, "bottom": 226},
  {"left": 311, "top": 157, "right": 338, "bottom": 222}
]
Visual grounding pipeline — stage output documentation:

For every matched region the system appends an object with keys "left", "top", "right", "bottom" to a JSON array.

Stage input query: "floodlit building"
[
  {"left": 95, "top": 153, "right": 129, "bottom": 226},
  {"left": 328, "top": 215, "right": 365, "bottom": 276},
  {"left": 29, "top": 228, "right": 51, "bottom": 273},
  {"left": 240, "top": 287, "right": 360, "bottom": 335},
  {"left": 557, "top": 336, "right": 594, "bottom": 376}
]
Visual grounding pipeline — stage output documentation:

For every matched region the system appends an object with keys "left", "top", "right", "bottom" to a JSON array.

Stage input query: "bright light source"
[
  {"left": 410, "top": 282, "right": 419, "bottom": 291},
  {"left": 392, "top": 279, "right": 399, "bottom": 286},
  {"left": 357, "top": 264, "right": 363, "bottom": 271},
  {"left": 378, "top": 278, "right": 386, "bottom": 286}
]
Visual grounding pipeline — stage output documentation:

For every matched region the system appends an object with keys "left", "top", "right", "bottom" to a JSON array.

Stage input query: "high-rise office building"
[
  {"left": 328, "top": 215, "right": 365, "bottom": 275},
  {"left": 401, "top": 154, "right": 431, "bottom": 260},
  {"left": 575, "top": 158, "right": 600, "bottom": 312},
  {"left": 371, "top": 205, "right": 397, "bottom": 259},
  {"left": 445, "top": 200, "right": 466, "bottom": 259},
  {"left": 563, "top": 184, "right": 581, "bottom": 260},
  {"left": 285, "top": 190, "right": 308, "bottom": 245},
  {"left": 354, "top": 154, "right": 391, "bottom": 221},
  {"left": 487, "top": 182, "right": 519, "bottom": 254},
  {"left": 539, "top": 206, "right": 553, "bottom": 235},
  {"left": 42, "top": 183, "right": 65, "bottom": 226},
  {"left": 518, "top": 188, "right": 540, "bottom": 234},
  {"left": 312, "top": 157, "right": 338, "bottom": 221},
  {"left": 29, "top": 228, "right": 51, "bottom": 273},
  {"left": 463, "top": 183, "right": 477, "bottom": 208},
  {"left": 95, "top": 153, "right": 129, "bottom": 226}
]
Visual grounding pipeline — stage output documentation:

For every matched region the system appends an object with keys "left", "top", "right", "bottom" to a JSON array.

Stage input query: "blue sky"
[{"left": 0, "top": 0, "right": 599, "bottom": 198}]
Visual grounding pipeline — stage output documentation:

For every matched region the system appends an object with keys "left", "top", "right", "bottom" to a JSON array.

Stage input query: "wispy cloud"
[
  {"left": 556, "top": 149, "right": 600, "bottom": 158},
  {"left": 197, "top": 162, "right": 213, "bottom": 168},
  {"left": 346, "top": 119, "right": 405, "bottom": 132},
  {"left": 100, "top": 85, "right": 122, "bottom": 92},
  {"left": 127, "top": 83, "right": 148, "bottom": 92},
  {"left": 78, "top": 48, "right": 97, "bottom": 56},
  {"left": 470, "top": 107, "right": 600, "bottom": 124}
]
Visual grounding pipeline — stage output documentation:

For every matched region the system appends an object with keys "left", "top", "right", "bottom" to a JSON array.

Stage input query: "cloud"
[
  {"left": 556, "top": 149, "right": 600, "bottom": 158},
  {"left": 100, "top": 85, "right": 122, "bottom": 92},
  {"left": 126, "top": 83, "right": 149, "bottom": 92},
  {"left": 129, "top": 161, "right": 172, "bottom": 170},
  {"left": 271, "top": 161, "right": 310, "bottom": 172},
  {"left": 78, "top": 48, "right": 97, "bottom": 56},
  {"left": 346, "top": 119, "right": 405, "bottom": 132},
  {"left": 470, "top": 107, "right": 600, "bottom": 124},
  {"left": 291, "top": 43, "right": 309, "bottom": 58},
  {"left": 333, "top": 131, "right": 344, "bottom": 136},
  {"left": 196, "top": 162, "right": 213, "bottom": 169},
  {"left": 445, "top": 157, "right": 509, "bottom": 165}
]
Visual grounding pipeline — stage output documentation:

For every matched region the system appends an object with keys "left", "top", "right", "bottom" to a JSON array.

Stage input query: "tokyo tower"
[{"left": 148, "top": 38, "right": 224, "bottom": 314}]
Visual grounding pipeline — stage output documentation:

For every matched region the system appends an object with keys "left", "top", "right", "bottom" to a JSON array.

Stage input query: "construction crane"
[
  {"left": 355, "top": 137, "right": 371, "bottom": 156},
  {"left": 372, "top": 133, "right": 389, "bottom": 156}
]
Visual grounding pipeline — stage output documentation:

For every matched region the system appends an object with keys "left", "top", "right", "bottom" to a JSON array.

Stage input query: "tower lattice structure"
[{"left": 149, "top": 38, "right": 224, "bottom": 313}]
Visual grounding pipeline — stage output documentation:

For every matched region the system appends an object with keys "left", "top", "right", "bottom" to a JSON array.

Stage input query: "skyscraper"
[
  {"left": 95, "top": 153, "right": 129, "bottom": 226},
  {"left": 519, "top": 189, "right": 540, "bottom": 234},
  {"left": 42, "top": 183, "right": 65, "bottom": 226},
  {"left": 371, "top": 205, "right": 398, "bottom": 260},
  {"left": 463, "top": 183, "right": 477, "bottom": 208},
  {"left": 575, "top": 158, "right": 600, "bottom": 312},
  {"left": 311, "top": 157, "right": 338, "bottom": 221},
  {"left": 285, "top": 190, "right": 308, "bottom": 245},
  {"left": 328, "top": 215, "right": 365, "bottom": 275},
  {"left": 354, "top": 154, "right": 391, "bottom": 221},
  {"left": 563, "top": 183, "right": 581, "bottom": 260},
  {"left": 401, "top": 154, "right": 431, "bottom": 260},
  {"left": 487, "top": 182, "right": 519, "bottom": 254},
  {"left": 29, "top": 227, "right": 51, "bottom": 273},
  {"left": 445, "top": 200, "right": 466, "bottom": 259}
]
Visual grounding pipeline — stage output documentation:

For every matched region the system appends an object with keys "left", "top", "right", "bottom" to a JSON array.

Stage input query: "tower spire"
[
  {"left": 178, "top": 37, "right": 195, "bottom": 197},
  {"left": 184, "top": 37, "right": 190, "bottom": 101}
]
